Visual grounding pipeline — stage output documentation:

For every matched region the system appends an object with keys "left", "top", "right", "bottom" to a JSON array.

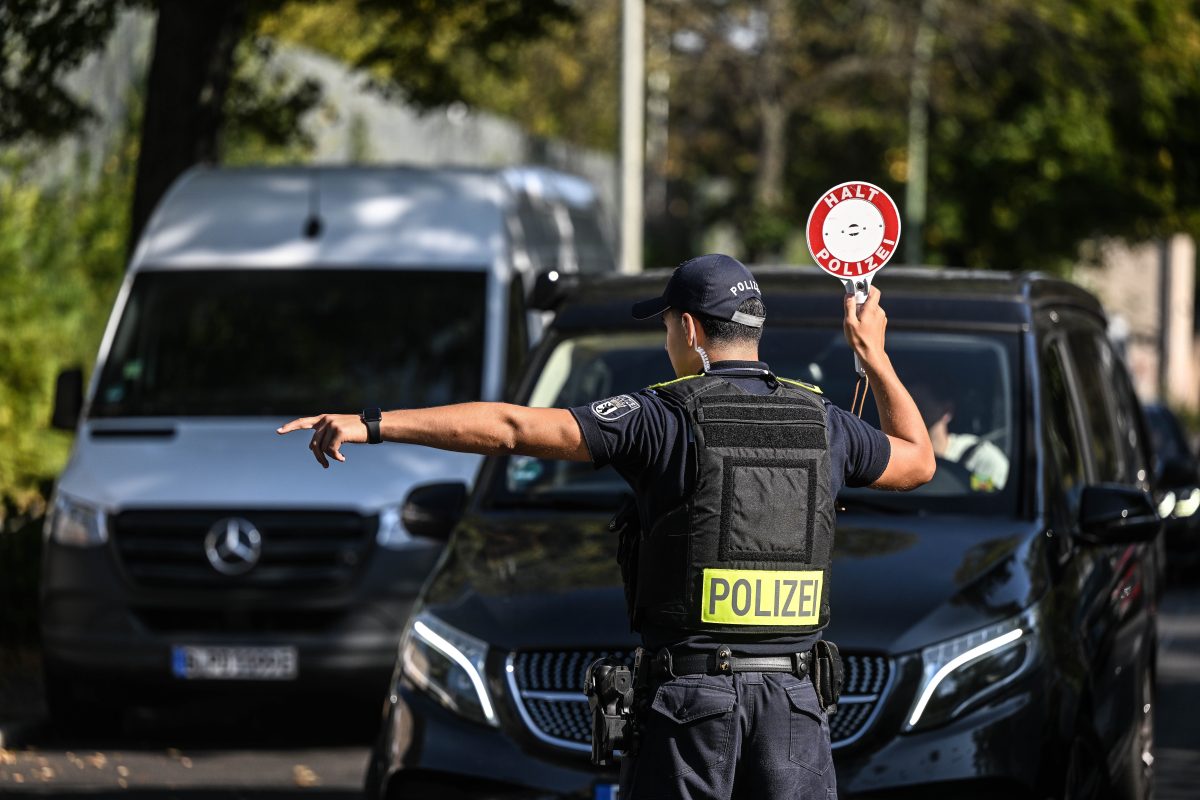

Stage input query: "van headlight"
[
  {"left": 401, "top": 611, "right": 498, "bottom": 727},
  {"left": 905, "top": 607, "right": 1037, "bottom": 731},
  {"left": 45, "top": 493, "right": 108, "bottom": 547}
]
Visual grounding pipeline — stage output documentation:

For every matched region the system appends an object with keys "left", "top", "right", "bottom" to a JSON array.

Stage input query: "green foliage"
[
  {"left": 0, "top": 142, "right": 132, "bottom": 514},
  {"left": 0, "top": 0, "right": 125, "bottom": 144},
  {"left": 922, "top": 0, "right": 1200, "bottom": 271},
  {"left": 222, "top": 35, "right": 325, "bottom": 166},
  {"left": 258, "top": 0, "right": 580, "bottom": 111}
]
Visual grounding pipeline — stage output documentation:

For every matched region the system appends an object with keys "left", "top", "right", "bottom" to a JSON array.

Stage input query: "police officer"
[{"left": 278, "top": 254, "right": 934, "bottom": 799}]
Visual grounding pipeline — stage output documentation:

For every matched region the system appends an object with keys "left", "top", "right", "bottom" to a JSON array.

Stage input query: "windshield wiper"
[
  {"left": 488, "top": 492, "right": 622, "bottom": 512},
  {"left": 836, "top": 495, "right": 923, "bottom": 515}
]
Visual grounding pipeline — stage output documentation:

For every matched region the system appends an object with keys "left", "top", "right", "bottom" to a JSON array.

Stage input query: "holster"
[
  {"left": 585, "top": 652, "right": 642, "bottom": 766},
  {"left": 810, "top": 640, "right": 845, "bottom": 714}
]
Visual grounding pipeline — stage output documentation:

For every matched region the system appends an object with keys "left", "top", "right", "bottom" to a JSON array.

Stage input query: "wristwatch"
[{"left": 361, "top": 407, "right": 383, "bottom": 444}]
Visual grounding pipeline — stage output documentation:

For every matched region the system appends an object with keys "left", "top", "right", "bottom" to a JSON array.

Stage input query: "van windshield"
[
  {"left": 490, "top": 328, "right": 1021, "bottom": 516},
  {"left": 92, "top": 269, "right": 486, "bottom": 417}
]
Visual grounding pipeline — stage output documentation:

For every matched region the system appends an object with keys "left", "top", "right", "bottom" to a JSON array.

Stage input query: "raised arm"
[
  {"left": 842, "top": 288, "right": 936, "bottom": 490},
  {"left": 277, "top": 403, "right": 590, "bottom": 468}
]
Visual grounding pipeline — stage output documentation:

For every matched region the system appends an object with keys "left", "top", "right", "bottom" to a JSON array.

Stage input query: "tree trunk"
[
  {"left": 753, "top": 0, "right": 793, "bottom": 212},
  {"left": 128, "top": 0, "right": 247, "bottom": 258}
]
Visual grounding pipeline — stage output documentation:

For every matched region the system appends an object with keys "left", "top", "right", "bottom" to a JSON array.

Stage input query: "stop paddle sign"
[
  {"left": 805, "top": 180, "right": 901, "bottom": 299},
  {"left": 806, "top": 181, "right": 902, "bottom": 378}
]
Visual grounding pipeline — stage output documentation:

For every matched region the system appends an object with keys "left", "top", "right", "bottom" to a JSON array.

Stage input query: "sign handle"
[{"left": 845, "top": 277, "right": 872, "bottom": 377}]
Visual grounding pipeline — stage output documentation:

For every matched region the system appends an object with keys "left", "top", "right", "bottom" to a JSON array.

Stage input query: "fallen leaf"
[
  {"left": 0, "top": 749, "right": 14, "bottom": 766},
  {"left": 117, "top": 765, "right": 129, "bottom": 777},
  {"left": 166, "top": 748, "right": 181, "bottom": 759},
  {"left": 118, "top": 777, "right": 128, "bottom": 789},
  {"left": 293, "top": 764, "right": 321, "bottom": 787},
  {"left": 86, "top": 753, "right": 108, "bottom": 769},
  {"left": 12, "top": 774, "right": 23, "bottom": 783},
  {"left": 180, "top": 757, "right": 193, "bottom": 769}
]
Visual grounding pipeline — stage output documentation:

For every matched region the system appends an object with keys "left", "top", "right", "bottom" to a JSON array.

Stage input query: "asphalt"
[
  {"left": 1154, "top": 583, "right": 1200, "bottom": 798},
  {"left": 2, "top": 584, "right": 1200, "bottom": 798}
]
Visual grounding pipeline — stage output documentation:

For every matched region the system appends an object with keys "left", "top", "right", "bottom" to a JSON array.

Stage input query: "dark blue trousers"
[{"left": 619, "top": 671, "right": 837, "bottom": 799}]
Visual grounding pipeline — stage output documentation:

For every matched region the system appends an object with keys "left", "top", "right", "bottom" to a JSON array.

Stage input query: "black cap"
[{"left": 631, "top": 253, "right": 765, "bottom": 327}]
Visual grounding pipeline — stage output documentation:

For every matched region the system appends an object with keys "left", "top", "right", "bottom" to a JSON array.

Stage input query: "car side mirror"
[
  {"left": 401, "top": 482, "right": 469, "bottom": 541},
  {"left": 51, "top": 367, "right": 84, "bottom": 431},
  {"left": 530, "top": 268, "right": 578, "bottom": 311},
  {"left": 1077, "top": 485, "right": 1162, "bottom": 545},
  {"left": 1157, "top": 455, "right": 1199, "bottom": 490}
]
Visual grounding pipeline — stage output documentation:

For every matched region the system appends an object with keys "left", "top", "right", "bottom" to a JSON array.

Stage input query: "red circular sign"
[{"left": 805, "top": 181, "right": 902, "bottom": 281}]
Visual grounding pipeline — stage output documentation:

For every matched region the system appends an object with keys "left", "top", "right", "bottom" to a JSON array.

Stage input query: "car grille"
[
  {"left": 507, "top": 648, "right": 892, "bottom": 752},
  {"left": 111, "top": 509, "right": 373, "bottom": 590}
]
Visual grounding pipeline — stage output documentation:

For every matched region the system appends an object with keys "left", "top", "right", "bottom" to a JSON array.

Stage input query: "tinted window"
[
  {"left": 516, "top": 194, "right": 561, "bottom": 272},
  {"left": 1041, "top": 339, "right": 1086, "bottom": 524},
  {"left": 505, "top": 277, "right": 529, "bottom": 400},
  {"left": 1108, "top": 356, "right": 1152, "bottom": 486},
  {"left": 93, "top": 269, "right": 486, "bottom": 417},
  {"left": 1066, "top": 331, "right": 1123, "bottom": 482},
  {"left": 567, "top": 207, "right": 615, "bottom": 273},
  {"left": 491, "top": 328, "right": 1021, "bottom": 516}
]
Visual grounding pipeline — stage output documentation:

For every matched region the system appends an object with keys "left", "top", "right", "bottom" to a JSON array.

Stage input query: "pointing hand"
[{"left": 277, "top": 414, "right": 367, "bottom": 469}]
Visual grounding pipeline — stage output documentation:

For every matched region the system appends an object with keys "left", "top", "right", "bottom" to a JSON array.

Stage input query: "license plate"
[
  {"left": 593, "top": 785, "right": 619, "bottom": 800},
  {"left": 171, "top": 646, "right": 298, "bottom": 680}
]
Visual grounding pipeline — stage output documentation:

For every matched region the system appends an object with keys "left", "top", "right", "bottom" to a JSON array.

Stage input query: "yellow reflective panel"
[{"left": 700, "top": 568, "right": 823, "bottom": 626}]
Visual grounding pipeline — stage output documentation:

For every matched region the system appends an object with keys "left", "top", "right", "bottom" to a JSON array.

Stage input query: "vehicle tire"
[
  {"left": 1063, "top": 718, "right": 1110, "bottom": 800},
  {"left": 43, "top": 669, "right": 124, "bottom": 736}
]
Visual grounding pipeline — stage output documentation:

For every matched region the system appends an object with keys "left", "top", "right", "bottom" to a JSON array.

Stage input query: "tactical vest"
[{"left": 628, "top": 372, "right": 835, "bottom": 635}]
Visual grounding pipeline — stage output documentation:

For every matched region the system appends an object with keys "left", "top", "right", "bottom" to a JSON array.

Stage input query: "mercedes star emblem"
[{"left": 204, "top": 517, "right": 262, "bottom": 576}]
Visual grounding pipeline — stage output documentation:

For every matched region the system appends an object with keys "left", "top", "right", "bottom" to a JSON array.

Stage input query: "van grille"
[
  {"left": 506, "top": 649, "right": 892, "bottom": 752},
  {"left": 111, "top": 509, "right": 373, "bottom": 590}
]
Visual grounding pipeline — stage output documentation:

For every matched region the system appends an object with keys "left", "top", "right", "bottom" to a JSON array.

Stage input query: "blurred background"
[{"left": 1, "top": 0, "right": 1199, "bottom": 792}]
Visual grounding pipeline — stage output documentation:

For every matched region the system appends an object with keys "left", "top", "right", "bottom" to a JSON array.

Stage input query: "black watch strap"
[{"left": 361, "top": 407, "right": 383, "bottom": 444}]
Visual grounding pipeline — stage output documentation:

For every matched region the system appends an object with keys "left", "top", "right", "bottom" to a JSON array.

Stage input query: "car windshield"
[
  {"left": 92, "top": 269, "right": 487, "bottom": 417},
  {"left": 489, "top": 327, "right": 1021, "bottom": 516}
]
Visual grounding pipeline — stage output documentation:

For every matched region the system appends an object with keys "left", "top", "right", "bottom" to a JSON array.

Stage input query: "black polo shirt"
[{"left": 568, "top": 360, "right": 891, "bottom": 655}]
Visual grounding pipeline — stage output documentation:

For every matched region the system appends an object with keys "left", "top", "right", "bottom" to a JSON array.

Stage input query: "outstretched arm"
[
  {"left": 277, "top": 404, "right": 590, "bottom": 468},
  {"left": 842, "top": 288, "right": 936, "bottom": 490}
]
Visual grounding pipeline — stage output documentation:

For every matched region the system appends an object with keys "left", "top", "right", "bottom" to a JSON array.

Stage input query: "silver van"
[{"left": 41, "top": 165, "right": 614, "bottom": 727}]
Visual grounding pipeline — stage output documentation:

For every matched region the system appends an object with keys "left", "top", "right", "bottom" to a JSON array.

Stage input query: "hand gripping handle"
[{"left": 845, "top": 278, "right": 872, "bottom": 377}]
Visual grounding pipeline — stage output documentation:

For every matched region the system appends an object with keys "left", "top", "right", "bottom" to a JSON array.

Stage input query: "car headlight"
[
  {"left": 905, "top": 607, "right": 1037, "bottom": 731},
  {"left": 376, "top": 505, "right": 412, "bottom": 549},
  {"left": 1172, "top": 487, "right": 1200, "bottom": 519},
  {"left": 401, "top": 611, "right": 498, "bottom": 727},
  {"left": 44, "top": 493, "right": 108, "bottom": 547}
]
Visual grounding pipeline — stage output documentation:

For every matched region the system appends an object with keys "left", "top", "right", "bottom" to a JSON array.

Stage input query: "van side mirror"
[
  {"left": 1077, "top": 485, "right": 1162, "bottom": 545},
  {"left": 1157, "top": 456, "right": 1199, "bottom": 491},
  {"left": 51, "top": 367, "right": 84, "bottom": 431},
  {"left": 402, "top": 482, "right": 469, "bottom": 541}
]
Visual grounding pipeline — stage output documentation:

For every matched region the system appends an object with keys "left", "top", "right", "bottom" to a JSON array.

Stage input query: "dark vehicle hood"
[{"left": 424, "top": 511, "right": 1048, "bottom": 655}]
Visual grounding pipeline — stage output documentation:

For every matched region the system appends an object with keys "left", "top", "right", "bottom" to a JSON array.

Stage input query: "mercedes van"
[{"left": 41, "top": 165, "right": 614, "bottom": 727}]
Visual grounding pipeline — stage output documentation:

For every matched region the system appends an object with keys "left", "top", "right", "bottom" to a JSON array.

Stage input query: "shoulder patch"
[
  {"left": 591, "top": 394, "right": 641, "bottom": 422},
  {"left": 778, "top": 377, "right": 823, "bottom": 395}
]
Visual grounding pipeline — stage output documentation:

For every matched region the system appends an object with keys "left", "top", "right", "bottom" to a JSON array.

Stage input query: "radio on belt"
[{"left": 805, "top": 181, "right": 902, "bottom": 377}]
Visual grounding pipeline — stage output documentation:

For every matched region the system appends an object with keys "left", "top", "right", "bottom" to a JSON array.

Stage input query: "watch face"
[{"left": 363, "top": 407, "right": 382, "bottom": 422}]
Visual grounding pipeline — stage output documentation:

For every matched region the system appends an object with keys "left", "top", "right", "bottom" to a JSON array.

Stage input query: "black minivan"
[{"left": 367, "top": 268, "right": 1161, "bottom": 799}]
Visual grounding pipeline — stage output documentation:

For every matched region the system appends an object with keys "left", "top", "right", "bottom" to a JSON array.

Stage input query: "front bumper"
[
  {"left": 369, "top": 663, "right": 1051, "bottom": 800},
  {"left": 40, "top": 537, "right": 441, "bottom": 696}
]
